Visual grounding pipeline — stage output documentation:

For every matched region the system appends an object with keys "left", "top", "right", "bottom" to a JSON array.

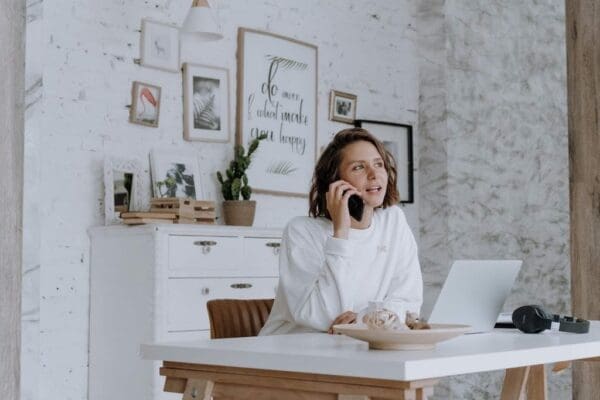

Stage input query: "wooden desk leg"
[
  {"left": 417, "top": 386, "right": 434, "bottom": 400},
  {"left": 183, "top": 378, "right": 214, "bottom": 400},
  {"left": 500, "top": 366, "right": 530, "bottom": 400},
  {"left": 552, "top": 361, "right": 571, "bottom": 373},
  {"left": 526, "top": 364, "right": 547, "bottom": 400}
]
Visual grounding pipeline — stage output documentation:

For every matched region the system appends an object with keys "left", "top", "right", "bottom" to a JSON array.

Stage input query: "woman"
[{"left": 260, "top": 127, "right": 423, "bottom": 335}]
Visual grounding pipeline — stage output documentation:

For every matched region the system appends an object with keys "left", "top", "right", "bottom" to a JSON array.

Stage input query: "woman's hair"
[{"left": 308, "top": 127, "right": 399, "bottom": 218}]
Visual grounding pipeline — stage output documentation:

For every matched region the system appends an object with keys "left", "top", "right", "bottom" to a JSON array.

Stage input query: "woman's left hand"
[{"left": 327, "top": 311, "right": 357, "bottom": 334}]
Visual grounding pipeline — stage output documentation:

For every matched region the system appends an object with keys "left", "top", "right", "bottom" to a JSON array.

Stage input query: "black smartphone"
[{"left": 348, "top": 194, "right": 364, "bottom": 222}]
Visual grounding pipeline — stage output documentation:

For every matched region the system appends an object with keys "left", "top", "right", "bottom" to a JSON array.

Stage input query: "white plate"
[{"left": 333, "top": 323, "right": 471, "bottom": 350}]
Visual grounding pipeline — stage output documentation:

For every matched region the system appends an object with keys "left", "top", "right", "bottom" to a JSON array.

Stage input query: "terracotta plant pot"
[{"left": 222, "top": 200, "right": 256, "bottom": 226}]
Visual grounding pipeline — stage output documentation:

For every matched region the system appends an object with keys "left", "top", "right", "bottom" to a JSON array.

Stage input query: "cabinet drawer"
[
  {"left": 243, "top": 237, "right": 281, "bottom": 276},
  {"left": 168, "top": 235, "right": 241, "bottom": 276},
  {"left": 166, "top": 277, "right": 279, "bottom": 332}
]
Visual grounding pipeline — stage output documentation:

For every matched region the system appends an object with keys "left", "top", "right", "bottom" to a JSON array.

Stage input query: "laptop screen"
[{"left": 427, "top": 260, "right": 522, "bottom": 333}]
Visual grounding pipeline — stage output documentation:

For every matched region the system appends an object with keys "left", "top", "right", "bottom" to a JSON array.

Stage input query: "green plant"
[{"left": 216, "top": 134, "right": 267, "bottom": 200}]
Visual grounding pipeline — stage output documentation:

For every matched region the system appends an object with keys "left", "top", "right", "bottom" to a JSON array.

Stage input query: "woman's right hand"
[
  {"left": 326, "top": 180, "right": 359, "bottom": 239},
  {"left": 328, "top": 310, "right": 357, "bottom": 334}
]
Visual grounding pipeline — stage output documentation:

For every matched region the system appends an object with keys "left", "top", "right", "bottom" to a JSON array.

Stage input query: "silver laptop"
[{"left": 427, "top": 260, "right": 522, "bottom": 333}]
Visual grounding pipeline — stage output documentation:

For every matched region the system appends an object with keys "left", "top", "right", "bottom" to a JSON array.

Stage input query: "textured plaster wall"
[
  {"left": 418, "top": 1, "right": 570, "bottom": 398},
  {"left": 22, "top": 1, "right": 420, "bottom": 399}
]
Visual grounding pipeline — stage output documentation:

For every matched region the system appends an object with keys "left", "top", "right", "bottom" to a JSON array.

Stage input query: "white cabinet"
[{"left": 88, "top": 224, "right": 282, "bottom": 400}]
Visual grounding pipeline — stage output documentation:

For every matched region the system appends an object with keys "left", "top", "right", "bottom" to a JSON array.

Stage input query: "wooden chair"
[{"left": 206, "top": 298, "right": 274, "bottom": 339}]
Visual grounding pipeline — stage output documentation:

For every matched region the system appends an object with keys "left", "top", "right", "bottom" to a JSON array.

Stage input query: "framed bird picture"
[
  {"left": 182, "top": 63, "right": 230, "bottom": 142},
  {"left": 129, "top": 81, "right": 161, "bottom": 128}
]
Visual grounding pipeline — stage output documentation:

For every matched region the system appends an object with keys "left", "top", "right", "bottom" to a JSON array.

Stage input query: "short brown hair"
[{"left": 309, "top": 127, "right": 399, "bottom": 218}]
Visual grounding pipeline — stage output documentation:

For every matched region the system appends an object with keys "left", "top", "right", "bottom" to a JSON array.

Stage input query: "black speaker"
[{"left": 512, "top": 305, "right": 590, "bottom": 334}]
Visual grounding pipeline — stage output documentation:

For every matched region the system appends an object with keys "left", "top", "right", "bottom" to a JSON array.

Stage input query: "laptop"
[{"left": 427, "top": 260, "right": 522, "bottom": 333}]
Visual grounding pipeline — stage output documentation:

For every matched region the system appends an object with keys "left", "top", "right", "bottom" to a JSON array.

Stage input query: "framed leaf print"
[{"left": 183, "top": 63, "right": 230, "bottom": 142}]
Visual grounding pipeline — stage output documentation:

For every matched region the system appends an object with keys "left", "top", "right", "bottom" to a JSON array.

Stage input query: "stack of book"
[
  {"left": 150, "top": 197, "right": 217, "bottom": 224},
  {"left": 120, "top": 211, "right": 176, "bottom": 225}
]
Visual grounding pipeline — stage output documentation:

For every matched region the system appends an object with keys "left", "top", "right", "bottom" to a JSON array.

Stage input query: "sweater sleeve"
[
  {"left": 277, "top": 218, "right": 360, "bottom": 331},
  {"left": 383, "top": 210, "right": 424, "bottom": 316}
]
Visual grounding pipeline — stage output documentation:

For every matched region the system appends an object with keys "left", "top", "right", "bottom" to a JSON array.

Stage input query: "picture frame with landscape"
[
  {"left": 150, "top": 149, "right": 203, "bottom": 200},
  {"left": 329, "top": 90, "right": 357, "bottom": 124},
  {"left": 183, "top": 63, "right": 230, "bottom": 142}
]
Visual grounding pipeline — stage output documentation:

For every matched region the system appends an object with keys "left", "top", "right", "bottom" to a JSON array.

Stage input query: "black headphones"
[{"left": 512, "top": 305, "right": 590, "bottom": 334}]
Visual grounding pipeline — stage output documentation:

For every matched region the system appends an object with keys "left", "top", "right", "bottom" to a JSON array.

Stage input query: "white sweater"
[{"left": 259, "top": 206, "right": 423, "bottom": 335}]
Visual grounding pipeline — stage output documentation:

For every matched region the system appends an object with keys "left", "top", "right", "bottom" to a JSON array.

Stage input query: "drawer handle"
[
  {"left": 194, "top": 240, "right": 217, "bottom": 254},
  {"left": 201, "top": 287, "right": 210, "bottom": 295},
  {"left": 266, "top": 242, "right": 281, "bottom": 255},
  {"left": 230, "top": 283, "right": 253, "bottom": 289}
]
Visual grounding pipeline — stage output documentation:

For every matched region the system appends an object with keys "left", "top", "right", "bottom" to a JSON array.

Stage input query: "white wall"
[{"left": 23, "top": 1, "right": 420, "bottom": 399}]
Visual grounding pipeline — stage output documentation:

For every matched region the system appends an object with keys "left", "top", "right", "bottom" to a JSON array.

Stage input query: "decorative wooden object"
[
  {"left": 566, "top": 1, "right": 600, "bottom": 399},
  {"left": 150, "top": 197, "right": 216, "bottom": 224}
]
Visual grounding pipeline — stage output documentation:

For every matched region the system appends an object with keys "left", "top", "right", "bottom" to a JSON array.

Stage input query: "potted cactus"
[{"left": 216, "top": 134, "right": 267, "bottom": 225}]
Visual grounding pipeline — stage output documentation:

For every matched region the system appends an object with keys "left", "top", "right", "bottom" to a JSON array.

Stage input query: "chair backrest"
[{"left": 206, "top": 298, "right": 274, "bottom": 339}]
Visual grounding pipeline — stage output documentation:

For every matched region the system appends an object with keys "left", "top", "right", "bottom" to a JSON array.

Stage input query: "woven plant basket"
[{"left": 222, "top": 200, "right": 256, "bottom": 226}]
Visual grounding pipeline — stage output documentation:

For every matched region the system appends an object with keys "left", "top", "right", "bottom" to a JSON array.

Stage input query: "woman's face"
[{"left": 338, "top": 140, "right": 388, "bottom": 208}]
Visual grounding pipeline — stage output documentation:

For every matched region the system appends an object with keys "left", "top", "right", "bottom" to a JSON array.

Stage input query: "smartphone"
[{"left": 348, "top": 194, "right": 364, "bottom": 222}]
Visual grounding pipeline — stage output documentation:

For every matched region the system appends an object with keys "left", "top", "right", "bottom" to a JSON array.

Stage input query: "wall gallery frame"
[
  {"left": 103, "top": 157, "right": 145, "bottom": 225},
  {"left": 183, "top": 63, "right": 230, "bottom": 142},
  {"left": 139, "top": 19, "right": 180, "bottom": 72},
  {"left": 329, "top": 90, "right": 357, "bottom": 124},
  {"left": 150, "top": 148, "right": 203, "bottom": 200},
  {"left": 236, "top": 28, "right": 318, "bottom": 196},
  {"left": 130, "top": 81, "right": 161, "bottom": 127},
  {"left": 354, "top": 120, "right": 414, "bottom": 204}
]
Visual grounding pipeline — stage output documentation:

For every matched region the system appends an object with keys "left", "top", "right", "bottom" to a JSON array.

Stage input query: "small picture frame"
[
  {"left": 103, "top": 157, "right": 145, "bottom": 225},
  {"left": 183, "top": 63, "right": 230, "bottom": 142},
  {"left": 150, "top": 148, "right": 203, "bottom": 200},
  {"left": 139, "top": 19, "right": 180, "bottom": 72},
  {"left": 129, "top": 81, "right": 161, "bottom": 127},
  {"left": 329, "top": 90, "right": 357, "bottom": 124}
]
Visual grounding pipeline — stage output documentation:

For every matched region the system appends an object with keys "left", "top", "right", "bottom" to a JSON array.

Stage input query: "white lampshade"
[{"left": 181, "top": 0, "right": 223, "bottom": 41}]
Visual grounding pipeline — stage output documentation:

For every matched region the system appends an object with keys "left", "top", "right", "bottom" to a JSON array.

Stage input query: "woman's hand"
[
  {"left": 326, "top": 180, "right": 359, "bottom": 239},
  {"left": 327, "top": 311, "right": 357, "bottom": 334}
]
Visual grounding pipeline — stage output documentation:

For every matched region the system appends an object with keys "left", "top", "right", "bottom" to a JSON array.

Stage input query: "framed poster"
[
  {"left": 129, "top": 81, "right": 161, "bottom": 127},
  {"left": 354, "top": 120, "right": 414, "bottom": 204},
  {"left": 139, "top": 19, "right": 180, "bottom": 72},
  {"left": 150, "top": 148, "right": 203, "bottom": 200},
  {"left": 236, "top": 28, "right": 318, "bottom": 196},
  {"left": 183, "top": 63, "right": 230, "bottom": 142}
]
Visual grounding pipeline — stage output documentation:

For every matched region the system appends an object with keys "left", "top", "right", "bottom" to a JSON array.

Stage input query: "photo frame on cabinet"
[
  {"left": 354, "top": 120, "right": 414, "bottom": 204},
  {"left": 329, "top": 90, "right": 357, "bottom": 124},
  {"left": 139, "top": 19, "right": 180, "bottom": 72},
  {"left": 103, "top": 157, "right": 145, "bottom": 225},
  {"left": 183, "top": 63, "right": 230, "bottom": 142},
  {"left": 236, "top": 27, "right": 318, "bottom": 196},
  {"left": 150, "top": 148, "right": 203, "bottom": 200},
  {"left": 129, "top": 81, "right": 161, "bottom": 127}
]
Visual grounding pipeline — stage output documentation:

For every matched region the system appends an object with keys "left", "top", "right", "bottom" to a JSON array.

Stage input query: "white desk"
[{"left": 141, "top": 322, "right": 600, "bottom": 399}]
